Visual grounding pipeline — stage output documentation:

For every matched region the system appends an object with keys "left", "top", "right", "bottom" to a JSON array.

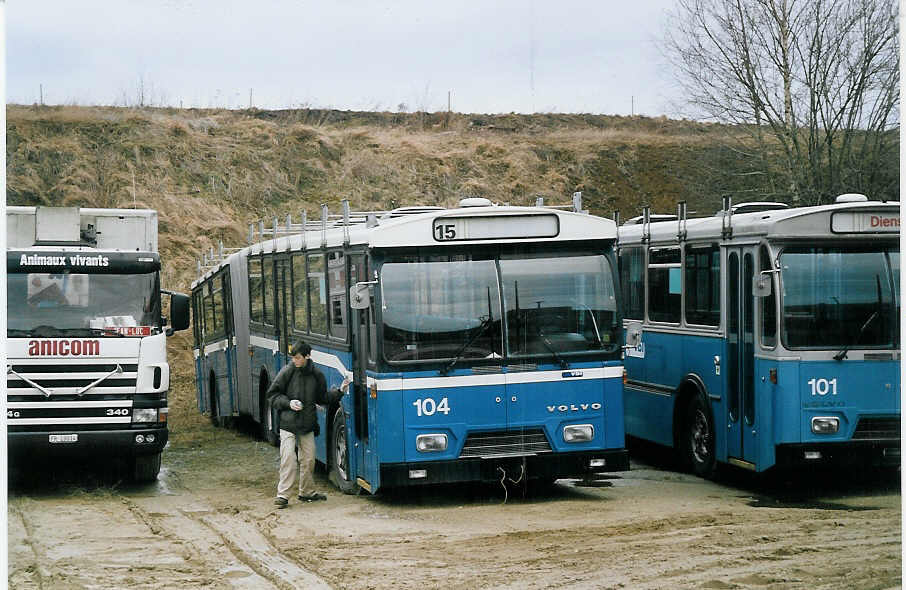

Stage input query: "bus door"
[
  {"left": 726, "top": 247, "right": 758, "bottom": 467},
  {"left": 274, "top": 256, "right": 292, "bottom": 362},
  {"left": 349, "top": 254, "right": 374, "bottom": 484}
]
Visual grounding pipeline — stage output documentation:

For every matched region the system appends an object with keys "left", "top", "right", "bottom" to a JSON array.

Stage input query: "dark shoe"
[
  {"left": 298, "top": 492, "right": 327, "bottom": 502},
  {"left": 274, "top": 496, "right": 289, "bottom": 508}
]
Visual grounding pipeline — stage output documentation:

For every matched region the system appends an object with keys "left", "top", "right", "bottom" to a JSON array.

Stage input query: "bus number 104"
[
  {"left": 413, "top": 397, "right": 451, "bottom": 416},
  {"left": 808, "top": 378, "right": 838, "bottom": 396}
]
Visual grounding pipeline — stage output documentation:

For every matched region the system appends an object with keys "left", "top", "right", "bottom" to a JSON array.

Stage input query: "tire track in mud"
[
  {"left": 8, "top": 499, "right": 48, "bottom": 590},
  {"left": 124, "top": 494, "right": 332, "bottom": 590}
]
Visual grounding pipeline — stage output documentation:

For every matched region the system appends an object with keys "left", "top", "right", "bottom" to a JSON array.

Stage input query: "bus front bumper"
[
  {"left": 775, "top": 440, "right": 900, "bottom": 469},
  {"left": 380, "top": 449, "right": 629, "bottom": 488}
]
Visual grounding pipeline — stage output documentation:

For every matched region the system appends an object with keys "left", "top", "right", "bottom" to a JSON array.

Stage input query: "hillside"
[{"left": 7, "top": 105, "right": 773, "bottom": 293}]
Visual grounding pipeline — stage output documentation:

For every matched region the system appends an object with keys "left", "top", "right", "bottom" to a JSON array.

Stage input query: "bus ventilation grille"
[
  {"left": 852, "top": 417, "right": 901, "bottom": 440},
  {"left": 459, "top": 429, "right": 552, "bottom": 459}
]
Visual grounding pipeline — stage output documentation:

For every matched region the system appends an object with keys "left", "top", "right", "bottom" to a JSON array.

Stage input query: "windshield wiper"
[
  {"left": 834, "top": 274, "right": 883, "bottom": 361},
  {"left": 538, "top": 328, "right": 569, "bottom": 369},
  {"left": 440, "top": 316, "right": 493, "bottom": 376}
]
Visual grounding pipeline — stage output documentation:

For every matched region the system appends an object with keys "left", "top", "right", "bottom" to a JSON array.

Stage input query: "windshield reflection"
[
  {"left": 7, "top": 272, "right": 162, "bottom": 337},
  {"left": 780, "top": 247, "right": 899, "bottom": 349}
]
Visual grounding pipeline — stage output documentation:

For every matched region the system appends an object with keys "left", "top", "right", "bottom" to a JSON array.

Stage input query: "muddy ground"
[{"left": 8, "top": 424, "right": 902, "bottom": 590}]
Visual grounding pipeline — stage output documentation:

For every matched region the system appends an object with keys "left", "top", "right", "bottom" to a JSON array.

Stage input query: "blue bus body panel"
[{"left": 624, "top": 332, "right": 723, "bottom": 449}]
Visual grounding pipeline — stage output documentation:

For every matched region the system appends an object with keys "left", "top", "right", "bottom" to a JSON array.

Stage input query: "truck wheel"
[
  {"left": 328, "top": 410, "right": 359, "bottom": 495},
  {"left": 685, "top": 395, "right": 716, "bottom": 478},
  {"left": 132, "top": 453, "right": 162, "bottom": 482}
]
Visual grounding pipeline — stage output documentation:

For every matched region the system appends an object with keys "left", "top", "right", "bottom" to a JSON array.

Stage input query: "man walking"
[{"left": 268, "top": 340, "right": 348, "bottom": 508}]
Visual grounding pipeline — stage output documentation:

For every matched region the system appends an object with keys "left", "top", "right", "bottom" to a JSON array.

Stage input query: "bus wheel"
[
  {"left": 209, "top": 374, "right": 222, "bottom": 427},
  {"left": 329, "top": 410, "right": 359, "bottom": 495},
  {"left": 132, "top": 453, "right": 161, "bottom": 482},
  {"left": 685, "top": 396, "right": 716, "bottom": 478}
]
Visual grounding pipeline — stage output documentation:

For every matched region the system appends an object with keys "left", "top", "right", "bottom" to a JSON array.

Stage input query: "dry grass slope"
[{"left": 5, "top": 104, "right": 776, "bottom": 436}]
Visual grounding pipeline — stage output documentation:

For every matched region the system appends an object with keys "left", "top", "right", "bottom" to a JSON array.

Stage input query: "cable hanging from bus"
[
  {"left": 616, "top": 194, "right": 900, "bottom": 477},
  {"left": 191, "top": 193, "right": 629, "bottom": 494}
]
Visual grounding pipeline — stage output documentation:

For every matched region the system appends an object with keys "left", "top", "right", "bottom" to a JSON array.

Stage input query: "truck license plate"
[{"left": 49, "top": 434, "right": 78, "bottom": 443}]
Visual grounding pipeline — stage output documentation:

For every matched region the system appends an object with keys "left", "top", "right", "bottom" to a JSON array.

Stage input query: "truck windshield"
[
  {"left": 7, "top": 272, "right": 162, "bottom": 337},
  {"left": 779, "top": 246, "right": 899, "bottom": 349}
]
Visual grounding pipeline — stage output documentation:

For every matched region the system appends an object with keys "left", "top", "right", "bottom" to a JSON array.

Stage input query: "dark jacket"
[{"left": 267, "top": 362, "right": 341, "bottom": 435}]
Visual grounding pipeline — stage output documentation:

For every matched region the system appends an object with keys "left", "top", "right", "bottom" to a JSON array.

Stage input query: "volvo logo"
[{"left": 547, "top": 403, "right": 602, "bottom": 413}]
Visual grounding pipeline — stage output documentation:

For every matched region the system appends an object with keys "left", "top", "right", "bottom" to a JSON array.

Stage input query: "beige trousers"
[{"left": 277, "top": 429, "right": 316, "bottom": 499}]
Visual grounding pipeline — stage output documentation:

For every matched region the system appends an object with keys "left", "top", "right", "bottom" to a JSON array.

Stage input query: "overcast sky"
[{"left": 8, "top": 0, "right": 679, "bottom": 116}]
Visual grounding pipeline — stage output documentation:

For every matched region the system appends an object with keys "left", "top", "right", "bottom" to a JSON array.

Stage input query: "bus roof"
[
  {"left": 193, "top": 204, "right": 617, "bottom": 286},
  {"left": 617, "top": 200, "right": 899, "bottom": 246}
]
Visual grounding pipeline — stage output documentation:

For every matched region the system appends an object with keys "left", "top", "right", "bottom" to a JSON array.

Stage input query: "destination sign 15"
[
  {"left": 831, "top": 211, "right": 900, "bottom": 233},
  {"left": 433, "top": 214, "right": 559, "bottom": 242}
]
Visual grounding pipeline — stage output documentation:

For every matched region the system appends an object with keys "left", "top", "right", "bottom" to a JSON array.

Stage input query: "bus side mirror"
[
  {"left": 168, "top": 292, "right": 191, "bottom": 333},
  {"left": 753, "top": 272, "right": 773, "bottom": 297},
  {"left": 624, "top": 323, "right": 642, "bottom": 349},
  {"left": 349, "top": 282, "right": 373, "bottom": 310}
]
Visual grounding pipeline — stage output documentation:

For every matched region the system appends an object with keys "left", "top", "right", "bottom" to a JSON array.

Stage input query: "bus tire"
[
  {"left": 132, "top": 453, "right": 162, "bottom": 482},
  {"left": 329, "top": 410, "right": 359, "bottom": 495},
  {"left": 684, "top": 395, "right": 716, "bottom": 478},
  {"left": 209, "top": 373, "right": 222, "bottom": 427}
]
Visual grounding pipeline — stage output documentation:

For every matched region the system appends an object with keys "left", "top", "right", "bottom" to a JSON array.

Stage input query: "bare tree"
[{"left": 664, "top": 0, "right": 899, "bottom": 204}]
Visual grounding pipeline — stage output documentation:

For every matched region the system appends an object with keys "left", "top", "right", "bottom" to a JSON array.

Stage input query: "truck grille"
[
  {"left": 459, "top": 429, "right": 552, "bottom": 459},
  {"left": 6, "top": 361, "right": 139, "bottom": 431},
  {"left": 852, "top": 417, "right": 900, "bottom": 440}
]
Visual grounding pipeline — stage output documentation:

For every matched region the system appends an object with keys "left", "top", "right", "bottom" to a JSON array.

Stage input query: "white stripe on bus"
[
  {"left": 8, "top": 400, "right": 133, "bottom": 409},
  {"left": 366, "top": 366, "right": 624, "bottom": 391},
  {"left": 249, "top": 335, "right": 280, "bottom": 352},
  {"left": 203, "top": 338, "right": 231, "bottom": 356}
]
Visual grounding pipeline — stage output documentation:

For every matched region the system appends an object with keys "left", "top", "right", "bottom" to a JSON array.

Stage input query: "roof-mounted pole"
[
  {"left": 248, "top": 223, "right": 255, "bottom": 244},
  {"left": 642, "top": 206, "right": 651, "bottom": 244},
  {"left": 196, "top": 259, "right": 201, "bottom": 274},
  {"left": 721, "top": 195, "right": 733, "bottom": 239},
  {"left": 286, "top": 213, "right": 292, "bottom": 234},
  {"left": 321, "top": 204, "right": 329, "bottom": 248},
  {"left": 677, "top": 201, "right": 687, "bottom": 242},
  {"left": 614, "top": 211, "right": 621, "bottom": 246},
  {"left": 572, "top": 191, "right": 584, "bottom": 214},
  {"left": 272, "top": 216, "right": 279, "bottom": 240},
  {"left": 535, "top": 196, "right": 544, "bottom": 207},
  {"left": 342, "top": 200, "right": 351, "bottom": 246},
  {"left": 301, "top": 210, "right": 308, "bottom": 249},
  {"left": 258, "top": 220, "right": 264, "bottom": 242},
  {"left": 219, "top": 241, "right": 224, "bottom": 260}
]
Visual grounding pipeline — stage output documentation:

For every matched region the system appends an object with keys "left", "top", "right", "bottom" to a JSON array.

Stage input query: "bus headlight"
[
  {"left": 811, "top": 417, "right": 839, "bottom": 434},
  {"left": 416, "top": 434, "right": 448, "bottom": 452},
  {"left": 563, "top": 424, "right": 595, "bottom": 443}
]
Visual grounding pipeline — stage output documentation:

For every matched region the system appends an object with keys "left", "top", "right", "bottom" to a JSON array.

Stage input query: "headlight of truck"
[
  {"left": 132, "top": 408, "right": 162, "bottom": 423},
  {"left": 563, "top": 424, "right": 595, "bottom": 443},
  {"left": 811, "top": 416, "right": 839, "bottom": 434},
  {"left": 416, "top": 433, "right": 448, "bottom": 452}
]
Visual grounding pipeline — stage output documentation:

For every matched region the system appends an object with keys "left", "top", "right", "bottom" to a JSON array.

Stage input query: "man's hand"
[
  {"left": 289, "top": 399, "right": 302, "bottom": 411},
  {"left": 340, "top": 375, "right": 352, "bottom": 393}
]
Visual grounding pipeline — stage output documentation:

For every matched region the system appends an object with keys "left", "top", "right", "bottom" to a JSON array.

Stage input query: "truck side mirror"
[{"left": 168, "top": 292, "right": 190, "bottom": 333}]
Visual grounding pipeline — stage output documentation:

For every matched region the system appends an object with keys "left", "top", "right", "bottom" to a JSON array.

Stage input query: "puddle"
[{"left": 747, "top": 495, "right": 881, "bottom": 511}]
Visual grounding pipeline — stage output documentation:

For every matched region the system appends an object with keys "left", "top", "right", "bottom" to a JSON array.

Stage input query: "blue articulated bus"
[
  {"left": 617, "top": 195, "right": 900, "bottom": 476},
  {"left": 191, "top": 195, "right": 629, "bottom": 494}
]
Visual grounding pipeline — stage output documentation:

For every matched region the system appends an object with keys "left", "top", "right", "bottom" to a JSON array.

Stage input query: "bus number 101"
[{"left": 808, "top": 378, "right": 838, "bottom": 396}]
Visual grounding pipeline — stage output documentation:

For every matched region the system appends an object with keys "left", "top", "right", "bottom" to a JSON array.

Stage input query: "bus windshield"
[
  {"left": 779, "top": 247, "right": 899, "bottom": 349},
  {"left": 380, "top": 252, "right": 618, "bottom": 363},
  {"left": 7, "top": 272, "right": 162, "bottom": 337}
]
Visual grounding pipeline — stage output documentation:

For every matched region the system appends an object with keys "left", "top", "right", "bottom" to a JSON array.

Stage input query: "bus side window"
[
  {"left": 262, "top": 254, "right": 275, "bottom": 326},
  {"left": 619, "top": 247, "right": 644, "bottom": 320},
  {"left": 759, "top": 245, "right": 777, "bottom": 348},
  {"left": 685, "top": 244, "right": 720, "bottom": 326},
  {"left": 203, "top": 281, "right": 215, "bottom": 341},
  {"left": 248, "top": 256, "right": 263, "bottom": 323},
  {"left": 648, "top": 247, "right": 681, "bottom": 323},
  {"left": 308, "top": 252, "right": 328, "bottom": 335},
  {"left": 328, "top": 250, "right": 347, "bottom": 340},
  {"left": 292, "top": 254, "right": 309, "bottom": 333}
]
